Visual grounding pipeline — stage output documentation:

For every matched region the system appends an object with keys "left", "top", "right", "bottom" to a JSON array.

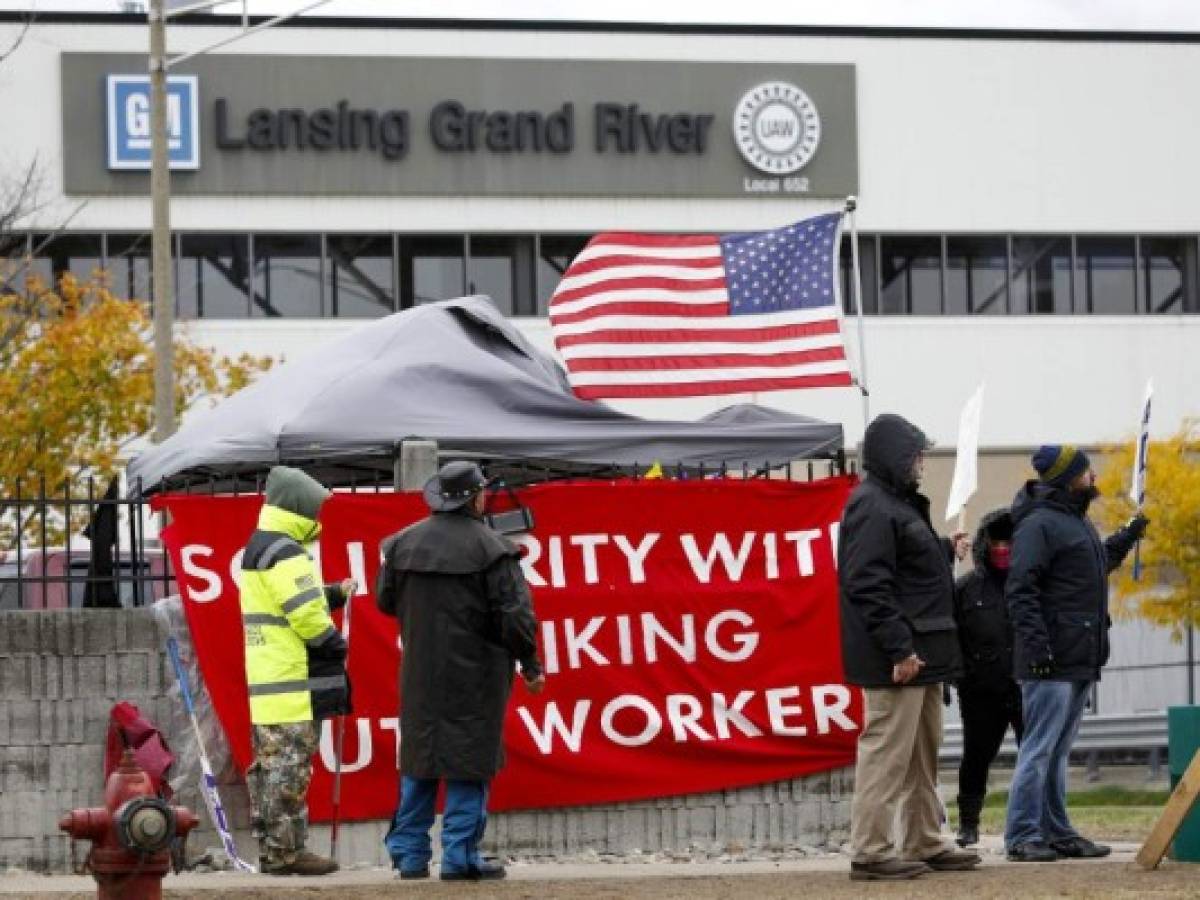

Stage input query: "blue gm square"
[{"left": 106, "top": 74, "right": 200, "bottom": 170}]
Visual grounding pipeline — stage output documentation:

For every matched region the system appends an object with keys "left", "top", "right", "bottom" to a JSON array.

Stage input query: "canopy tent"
[{"left": 127, "top": 297, "right": 843, "bottom": 493}]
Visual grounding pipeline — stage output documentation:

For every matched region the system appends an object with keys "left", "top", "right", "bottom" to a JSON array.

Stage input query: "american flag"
[{"left": 549, "top": 212, "right": 855, "bottom": 400}]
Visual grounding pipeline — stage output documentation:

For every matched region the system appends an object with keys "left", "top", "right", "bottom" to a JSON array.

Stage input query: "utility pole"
[
  {"left": 149, "top": 0, "right": 175, "bottom": 443},
  {"left": 147, "top": 0, "right": 331, "bottom": 444}
]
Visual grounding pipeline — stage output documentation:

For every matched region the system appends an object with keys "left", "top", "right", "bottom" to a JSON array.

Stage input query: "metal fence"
[
  {"left": 941, "top": 711, "right": 1170, "bottom": 779},
  {"left": 0, "top": 457, "right": 854, "bottom": 610},
  {"left": 0, "top": 477, "right": 169, "bottom": 611}
]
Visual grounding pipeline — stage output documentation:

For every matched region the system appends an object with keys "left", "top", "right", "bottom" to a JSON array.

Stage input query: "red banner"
[{"left": 156, "top": 477, "right": 860, "bottom": 821}]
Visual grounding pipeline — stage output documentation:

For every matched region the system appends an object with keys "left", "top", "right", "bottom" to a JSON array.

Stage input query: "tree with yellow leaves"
[
  {"left": 0, "top": 271, "right": 270, "bottom": 545},
  {"left": 1095, "top": 420, "right": 1200, "bottom": 636}
]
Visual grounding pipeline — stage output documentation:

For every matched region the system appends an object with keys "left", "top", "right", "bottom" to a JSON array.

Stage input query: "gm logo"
[{"left": 106, "top": 74, "right": 200, "bottom": 171}]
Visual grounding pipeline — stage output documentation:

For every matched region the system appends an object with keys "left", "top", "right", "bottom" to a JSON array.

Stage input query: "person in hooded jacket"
[
  {"left": 1003, "top": 445, "right": 1148, "bottom": 862},
  {"left": 376, "top": 461, "right": 544, "bottom": 882},
  {"left": 839, "top": 413, "right": 981, "bottom": 881},
  {"left": 951, "top": 509, "right": 1022, "bottom": 848},
  {"left": 240, "top": 466, "right": 353, "bottom": 877}
]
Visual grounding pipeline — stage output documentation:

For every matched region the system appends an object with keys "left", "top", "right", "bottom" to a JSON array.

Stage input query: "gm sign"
[{"left": 106, "top": 74, "right": 200, "bottom": 170}]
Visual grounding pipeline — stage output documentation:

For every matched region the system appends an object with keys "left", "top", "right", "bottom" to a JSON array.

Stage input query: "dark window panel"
[
  {"left": 400, "top": 236, "right": 465, "bottom": 307},
  {"left": 536, "top": 234, "right": 591, "bottom": 315},
  {"left": 0, "top": 228, "right": 27, "bottom": 261},
  {"left": 328, "top": 234, "right": 395, "bottom": 318},
  {"left": 253, "top": 234, "right": 323, "bottom": 318},
  {"left": 1141, "top": 237, "right": 1190, "bottom": 315},
  {"left": 0, "top": 233, "right": 29, "bottom": 295},
  {"left": 880, "top": 236, "right": 941, "bottom": 314},
  {"left": 839, "top": 235, "right": 879, "bottom": 315},
  {"left": 105, "top": 233, "right": 153, "bottom": 303},
  {"left": 29, "top": 233, "right": 103, "bottom": 289},
  {"left": 468, "top": 235, "right": 535, "bottom": 317},
  {"left": 946, "top": 236, "right": 1008, "bottom": 315},
  {"left": 1011, "top": 237, "right": 1072, "bottom": 314},
  {"left": 177, "top": 234, "right": 251, "bottom": 319},
  {"left": 1075, "top": 237, "right": 1135, "bottom": 314}
]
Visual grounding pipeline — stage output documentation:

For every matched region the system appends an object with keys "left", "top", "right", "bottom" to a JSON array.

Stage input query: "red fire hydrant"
[{"left": 60, "top": 749, "right": 199, "bottom": 900}]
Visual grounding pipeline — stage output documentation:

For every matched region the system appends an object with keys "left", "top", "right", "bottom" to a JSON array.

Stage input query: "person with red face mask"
[{"left": 951, "top": 509, "right": 1021, "bottom": 848}]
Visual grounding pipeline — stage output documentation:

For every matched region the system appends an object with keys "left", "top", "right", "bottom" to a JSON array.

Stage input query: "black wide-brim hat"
[{"left": 423, "top": 460, "right": 488, "bottom": 512}]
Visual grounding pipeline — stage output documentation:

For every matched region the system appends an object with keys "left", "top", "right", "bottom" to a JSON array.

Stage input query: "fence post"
[{"left": 395, "top": 440, "right": 439, "bottom": 491}]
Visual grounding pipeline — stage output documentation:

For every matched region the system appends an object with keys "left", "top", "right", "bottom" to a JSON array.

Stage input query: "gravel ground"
[
  {"left": 3, "top": 862, "right": 1196, "bottom": 900},
  {"left": 3, "top": 842, "right": 1197, "bottom": 900}
]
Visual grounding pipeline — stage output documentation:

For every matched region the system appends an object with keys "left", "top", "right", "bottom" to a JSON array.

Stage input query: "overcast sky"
[{"left": 1, "top": 0, "right": 1199, "bottom": 31}]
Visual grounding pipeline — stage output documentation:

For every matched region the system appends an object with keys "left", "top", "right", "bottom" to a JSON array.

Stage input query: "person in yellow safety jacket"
[{"left": 240, "top": 465, "right": 352, "bottom": 877}]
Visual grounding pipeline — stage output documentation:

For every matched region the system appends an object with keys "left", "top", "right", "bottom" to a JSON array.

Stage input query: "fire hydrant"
[{"left": 60, "top": 749, "right": 199, "bottom": 900}]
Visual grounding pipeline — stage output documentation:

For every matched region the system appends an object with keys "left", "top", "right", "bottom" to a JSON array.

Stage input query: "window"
[
  {"left": 400, "top": 236, "right": 465, "bottom": 307},
  {"left": 328, "top": 235, "right": 395, "bottom": 318},
  {"left": 468, "top": 235, "right": 535, "bottom": 317},
  {"left": 28, "top": 233, "right": 103, "bottom": 289},
  {"left": 177, "top": 234, "right": 251, "bottom": 318},
  {"left": 254, "top": 234, "right": 323, "bottom": 318},
  {"left": 1141, "top": 237, "right": 1191, "bottom": 314},
  {"left": 1075, "top": 237, "right": 1136, "bottom": 314},
  {"left": 946, "top": 236, "right": 1008, "bottom": 315},
  {"left": 536, "top": 234, "right": 590, "bottom": 315},
  {"left": 10, "top": 229, "right": 1192, "bottom": 320},
  {"left": 839, "top": 235, "right": 878, "bottom": 315},
  {"left": 880, "top": 236, "right": 941, "bottom": 314},
  {"left": 105, "top": 234, "right": 154, "bottom": 303},
  {"left": 1011, "top": 237, "right": 1072, "bottom": 314}
]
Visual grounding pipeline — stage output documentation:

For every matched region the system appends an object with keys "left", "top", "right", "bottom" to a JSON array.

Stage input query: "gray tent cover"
[{"left": 128, "top": 296, "right": 843, "bottom": 491}]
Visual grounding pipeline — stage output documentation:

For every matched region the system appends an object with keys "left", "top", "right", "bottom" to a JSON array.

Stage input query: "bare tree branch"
[{"left": 0, "top": 12, "right": 33, "bottom": 67}]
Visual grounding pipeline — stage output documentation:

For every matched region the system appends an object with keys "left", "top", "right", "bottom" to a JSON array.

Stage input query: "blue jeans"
[
  {"left": 1004, "top": 679, "right": 1091, "bottom": 849},
  {"left": 384, "top": 776, "right": 489, "bottom": 875}
]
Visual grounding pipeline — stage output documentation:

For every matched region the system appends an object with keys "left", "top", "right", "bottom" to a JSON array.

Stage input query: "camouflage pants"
[{"left": 246, "top": 722, "right": 320, "bottom": 864}]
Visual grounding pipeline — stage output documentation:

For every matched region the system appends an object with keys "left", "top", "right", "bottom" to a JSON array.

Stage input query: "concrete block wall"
[
  {"left": 0, "top": 609, "right": 176, "bottom": 872},
  {"left": 482, "top": 770, "right": 852, "bottom": 858},
  {"left": 0, "top": 609, "right": 851, "bottom": 872}
]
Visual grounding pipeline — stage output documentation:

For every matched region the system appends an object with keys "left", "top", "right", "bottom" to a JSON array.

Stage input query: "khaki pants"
[{"left": 850, "top": 684, "right": 951, "bottom": 864}]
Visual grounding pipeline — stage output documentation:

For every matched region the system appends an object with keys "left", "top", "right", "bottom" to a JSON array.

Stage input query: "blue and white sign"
[{"left": 106, "top": 74, "right": 200, "bottom": 171}]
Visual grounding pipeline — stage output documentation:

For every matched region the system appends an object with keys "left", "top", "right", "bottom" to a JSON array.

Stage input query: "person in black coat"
[
  {"left": 1003, "top": 445, "right": 1148, "bottom": 862},
  {"left": 952, "top": 508, "right": 1022, "bottom": 847},
  {"left": 839, "top": 413, "right": 980, "bottom": 881},
  {"left": 376, "top": 461, "right": 544, "bottom": 882}
]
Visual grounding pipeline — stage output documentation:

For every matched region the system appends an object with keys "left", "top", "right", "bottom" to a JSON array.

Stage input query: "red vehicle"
[{"left": 0, "top": 548, "right": 175, "bottom": 610}]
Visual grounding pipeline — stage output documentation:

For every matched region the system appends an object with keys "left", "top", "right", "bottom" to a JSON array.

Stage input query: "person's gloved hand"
[
  {"left": 1127, "top": 514, "right": 1150, "bottom": 540},
  {"left": 942, "top": 683, "right": 954, "bottom": 707},
  {"left": 1028, "top": 652, "right": 1055, "bottom": 678}
]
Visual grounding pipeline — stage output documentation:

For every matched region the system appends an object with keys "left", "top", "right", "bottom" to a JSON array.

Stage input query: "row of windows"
[
  {"left": 844, "top": 234, "right": 1198, "bottom": 316},
  {"left": 8, "top": 231, "right": 1199, "bottom": 318}
]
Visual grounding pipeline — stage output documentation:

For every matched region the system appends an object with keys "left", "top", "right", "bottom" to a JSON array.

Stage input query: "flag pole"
[
  {"left": 845, "top": 195, "right": 871, "bottom": 431},
  {"left": 1131, "top": 379, "right": 1153, "bottom": 581}
]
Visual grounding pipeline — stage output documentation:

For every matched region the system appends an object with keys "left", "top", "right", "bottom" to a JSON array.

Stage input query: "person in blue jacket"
[{"left": 1003, "top": 445, "right": 1148, "bottom": 862}]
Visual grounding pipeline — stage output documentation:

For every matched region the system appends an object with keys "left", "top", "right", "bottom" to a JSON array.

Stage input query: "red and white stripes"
[{"left": 549, "top": 232, "right": 852, "bottom": 400}]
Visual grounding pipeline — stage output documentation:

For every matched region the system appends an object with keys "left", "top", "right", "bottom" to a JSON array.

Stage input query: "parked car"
[{"left": 0, "top": 548, "right": 175, "bottom": 610}]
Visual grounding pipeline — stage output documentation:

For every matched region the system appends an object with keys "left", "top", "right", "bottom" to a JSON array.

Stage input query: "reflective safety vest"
[{"left": 239, "top": 504, "right": 344, "bottom": 725}]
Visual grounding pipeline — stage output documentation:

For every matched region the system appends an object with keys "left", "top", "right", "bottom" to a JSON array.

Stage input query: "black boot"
[{"left": 956, "top": 794, "right": 983, "bottom": 847}]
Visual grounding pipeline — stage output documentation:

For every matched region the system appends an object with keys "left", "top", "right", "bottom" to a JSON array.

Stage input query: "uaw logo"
[
  {"left": 732, "top": 81, "right": 821, "bottom": 175},
  {"left": 106, "top": 74, "right": 200, "bottom": 171}
]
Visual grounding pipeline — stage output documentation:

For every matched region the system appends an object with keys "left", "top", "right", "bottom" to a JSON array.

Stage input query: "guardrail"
[{"left": 940, "top": 711, "right": 1168, "bottom": 761}]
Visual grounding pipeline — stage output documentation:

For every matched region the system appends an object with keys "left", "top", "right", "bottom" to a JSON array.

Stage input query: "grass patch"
[
  {"left": 980, "top": 785, "right": 1169, "bottom": 808},
  {"left": 953, "top": 787, "right": 1169, "bottom": 841},
  {"left": 976, "top": 805, "right": 1160, "bottom": 841}
]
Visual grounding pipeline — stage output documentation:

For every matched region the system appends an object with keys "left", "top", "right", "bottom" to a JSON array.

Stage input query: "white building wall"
[
  {"left": 2, "top": 20, "right": 1198, "bottom": 445},
  {"left": 2, "top": 21, "right": 1200, "bottom": 233}
]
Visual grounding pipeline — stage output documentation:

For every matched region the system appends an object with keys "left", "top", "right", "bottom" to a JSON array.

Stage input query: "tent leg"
[{"left": 396, "top": 440, "right": 439, "bottom": 491}]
